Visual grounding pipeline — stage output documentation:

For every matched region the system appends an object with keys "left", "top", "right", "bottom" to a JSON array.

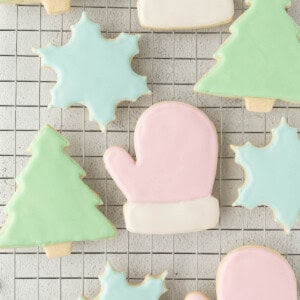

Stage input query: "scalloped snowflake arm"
[
  {"left": 232, "top": 118, "right": 300, "bottom": 232},
  {"left": 79, "top": 263, "right": 167, "bottom": 300},
  {"left": 35, "top": 12, "right": 150, "bottom": 130}
]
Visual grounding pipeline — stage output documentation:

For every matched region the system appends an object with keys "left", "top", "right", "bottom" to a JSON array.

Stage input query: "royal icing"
[
  {"left": 79, "top": 263, "right": 167, "bottom": 300},
  {"left": 104, "top": 101, "right": 219, "bottom": 234},
  {"left": 0, "top": 0, "right": 70, "bottom": 15},
  {"left": 137, "top": 0, "right": 234, "bottom": 30},
  {"left": 232, "top": 118, "right": 300, "bottom": 232},
  {"left": 216, "top": 246, "right": 297, "bottom": 300},
  {"left": 195, "top": 0, "right": 300, "bottom": 110},
  {"left": 0, "top": 125, "right": 116, "bottom": 254},
  {"left": 35, "top": 12, "right": 150, "bottom": 131}
]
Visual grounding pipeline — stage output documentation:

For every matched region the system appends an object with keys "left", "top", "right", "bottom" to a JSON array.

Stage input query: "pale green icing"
[
  {"left": 36, "top": 12, "right": 150, "bottom": 131},
  {"left": 79, "top": 263, "right": 167, "bottom": 300},
  {"left": 233, "top": 119, "right": 300, "bottom": 232},
  {"left": 0, "top": 125, "right": 116, "bottom": 248},
  {"left": 195, "top": 0, "right": 300, "bottom": 104}
]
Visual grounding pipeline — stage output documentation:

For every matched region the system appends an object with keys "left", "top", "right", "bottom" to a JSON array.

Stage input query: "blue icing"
[
  {"left": 36, "top": 12, "right": 150, "bottom": 131},
  {"left": 233, "top": 118, "right": 300, "bottom": 232},
  {"left": 79, "top": 263, "right": 167, "bottom": 300}
]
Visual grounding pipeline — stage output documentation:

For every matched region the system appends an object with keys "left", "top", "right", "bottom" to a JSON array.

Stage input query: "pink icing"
[
  {"left": 217, "top": 246, "right": 297, "bottom": 300},
  {"left": 104, "top": 101, "right": 218, "bottom": 203}
]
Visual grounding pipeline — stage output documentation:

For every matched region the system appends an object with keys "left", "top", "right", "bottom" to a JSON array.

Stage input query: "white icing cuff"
[
  {"left": 137, "top": 0, "right": 234, "bottom": 30},
  {"left": 124, "top": 196, "right": 219, "bottom": 235}
]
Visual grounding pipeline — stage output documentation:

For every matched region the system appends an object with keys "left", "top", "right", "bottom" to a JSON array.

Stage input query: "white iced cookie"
[{"left": 137, "top": 0, "right": 234, "bottom": 30}]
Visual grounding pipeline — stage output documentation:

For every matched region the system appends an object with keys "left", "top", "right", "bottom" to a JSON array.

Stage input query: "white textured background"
[{"left": 0, "top": 0, "right": 300, "bottom": 299}]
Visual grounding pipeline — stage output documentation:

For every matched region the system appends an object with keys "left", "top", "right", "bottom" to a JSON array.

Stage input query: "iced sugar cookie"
[
  {"left": 79, "top": 263, "right": 167, "bottom": 300},
  {"left": 216, "top": 246, "right": 297, "bottom": 300},
  {"left": 195, "top": 0, "right": 300, "bottom": 112},
  {"left": 0, "top": 125, "right": 116, "bottom": 258},
  {"left": 232, "top": 118, "right": 300, "bottom": 232},
  {"left": 137, "top": 0, "right": 234, "bottom": 30},
  {"left": 35, "top": 12, "right": 150, "bottom": 131},
  {"left": 0, "top": 0, "right": 70, "bottom": 15},
  {"left": 104, "top": 101, "right": 219, "bottom": 235},
  {"left": 187, "top": 246, "right": 297, "bottom": 300}
]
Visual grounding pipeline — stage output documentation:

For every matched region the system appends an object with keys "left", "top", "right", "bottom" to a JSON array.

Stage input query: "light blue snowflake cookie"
[
  {"left": 232, "top": 118, "right": 300, "bottom": 233},
  {"left": 35, "top": 12, "right": 150, "bottom": 131},
  {"left": 79, "top": 262, "right": 167, "bottom": 300}
]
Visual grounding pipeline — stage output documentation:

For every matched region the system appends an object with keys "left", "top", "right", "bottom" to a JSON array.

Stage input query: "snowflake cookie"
[
  {"left": 35, "top": 12, "right": 150, "bottom": 131},
  {"left": 79, "top": 263, "right": 167, "bottom": 300},
  {"left": 232, "top": 118, "right": 300, "bottom": 232}
]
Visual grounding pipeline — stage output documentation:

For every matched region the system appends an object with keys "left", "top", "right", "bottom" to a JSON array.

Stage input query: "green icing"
[
  {"left": 79, "top": 263, "right": 167, "bottom": 300},
  {"left": 195, "top": 0, "right": 300, "bottom": 103},
  {"left": 36, "top": 12, "right": 150, "bottom": 131},
  {"left": 0, "top": 125, "right": 116, "bottom": 248},
  {"left": 233, "top": 119, "right": 300, "bottom": 232}
]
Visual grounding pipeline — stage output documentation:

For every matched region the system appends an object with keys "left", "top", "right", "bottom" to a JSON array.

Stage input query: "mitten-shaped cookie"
[
  {"left": 0, "top": 0, "right": 70, "bottom": 15},
  {"left": 186, "top": 246, "right": 297, "bottom": 300},
  {"left": 137, "top": 0, "right": 234, "bottom": 30},
  {"left": 104, "top": 101, "right": 219, "bottom": 234}
]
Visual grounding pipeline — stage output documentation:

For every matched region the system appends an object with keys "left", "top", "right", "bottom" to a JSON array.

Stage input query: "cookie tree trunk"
[
  {"left": 245, "top": 97, "right": 275, "bottom": 113},
  {"left": 44, "top": 242, "right": 72, "bottom": 258},
  {"left": 42, "top": 0, "right": 70, "bottom": 14}
]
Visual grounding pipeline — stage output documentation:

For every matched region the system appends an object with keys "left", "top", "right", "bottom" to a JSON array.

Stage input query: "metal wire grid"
[{"left": 0, "top": 0, "right": 299, "bottom": 299}]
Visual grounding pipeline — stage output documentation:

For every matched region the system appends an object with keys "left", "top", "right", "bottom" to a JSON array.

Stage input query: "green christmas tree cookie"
[
  {"left": 195, "top": 0, "right": 300, "bottom": 112},
  {"left": 79, "top": 263, "right": 167, "bottom": 300},
  {"left": 0, "top": 126, "right": 116, "bottom": 258}
]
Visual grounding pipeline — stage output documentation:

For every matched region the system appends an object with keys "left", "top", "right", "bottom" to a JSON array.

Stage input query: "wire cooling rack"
[{"left": 0, "top": 0, "right": 300, "bottom": 299}]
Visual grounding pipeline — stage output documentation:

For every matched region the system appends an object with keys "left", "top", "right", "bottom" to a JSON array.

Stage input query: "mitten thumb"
[{"left": 104, "top": 147, "right": 136, "bottom": 195}]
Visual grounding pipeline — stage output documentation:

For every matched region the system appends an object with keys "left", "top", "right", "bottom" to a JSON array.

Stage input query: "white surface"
[{"left": 0, "top": 0, "right": 299, "bottom": 299}]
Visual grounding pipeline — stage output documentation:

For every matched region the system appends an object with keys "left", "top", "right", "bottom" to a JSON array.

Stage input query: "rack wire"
[{"left": 0, "top": 0, "right": 299, "bottom": 299}]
